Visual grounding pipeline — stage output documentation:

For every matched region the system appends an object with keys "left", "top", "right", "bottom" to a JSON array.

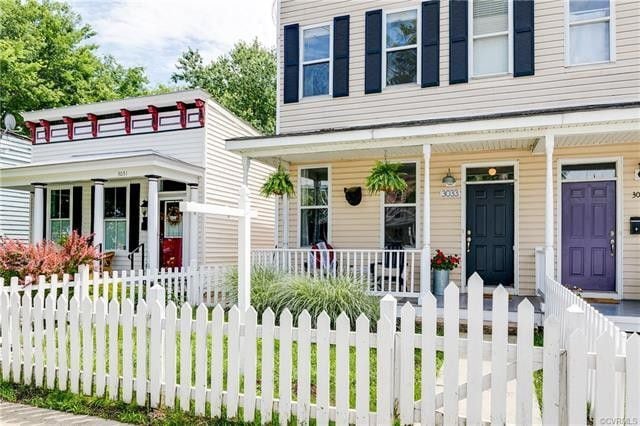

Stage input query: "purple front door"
[{"left": 561, "top": 181, "right": 616, "bottom": 291}]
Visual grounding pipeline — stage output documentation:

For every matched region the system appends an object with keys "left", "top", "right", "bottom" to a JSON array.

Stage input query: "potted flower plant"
[
  {"left": 431, "top": 250, "right": 460, "bottom": 296},
  {"left": 365, "top": 160, "right": 408, "bottom": 195},
  {"left": 260, "top": 163, "right": 295, "bottom": 198}
]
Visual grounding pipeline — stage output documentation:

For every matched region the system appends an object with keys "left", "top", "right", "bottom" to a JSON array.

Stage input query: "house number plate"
[
  {"left": 117, "top": 170, "right": 128, "bottom": 177},
  {"left": 440, "top": 188, "right": 460, "bottom": 199}
]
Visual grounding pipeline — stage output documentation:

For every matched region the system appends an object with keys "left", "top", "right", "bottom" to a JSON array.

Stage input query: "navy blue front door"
[
  {"left": 466, "top": 183, "right": 515, "bottom": 286},
  {"left": 561, "top": 181, "right": 616, "bottom": 291}
]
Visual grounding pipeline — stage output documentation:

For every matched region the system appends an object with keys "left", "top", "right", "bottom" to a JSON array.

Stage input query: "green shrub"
[{"left": 225, "top": 267, "right": 380, "bottom": 329}]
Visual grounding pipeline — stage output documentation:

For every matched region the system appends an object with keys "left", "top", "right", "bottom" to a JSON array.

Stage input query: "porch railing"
[{"left": 252, "top": 248, "right": 422, "bottom": 299}]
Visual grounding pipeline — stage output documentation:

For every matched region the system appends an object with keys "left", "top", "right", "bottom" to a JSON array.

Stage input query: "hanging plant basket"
[
  {"left": 365, "top": 160, "right": 408, "bottom": 195},
  {"left": 260, "top": 164, "right": 295, "bottom": 197}
]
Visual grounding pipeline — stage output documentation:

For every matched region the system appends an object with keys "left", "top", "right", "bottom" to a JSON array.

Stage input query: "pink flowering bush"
[{"left": 0, "top": 231, "right": 100, "bottom": 284}]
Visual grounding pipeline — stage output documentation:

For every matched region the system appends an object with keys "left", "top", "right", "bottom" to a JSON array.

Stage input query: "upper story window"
[
  {"left": 471, "top": 0, "right": 511, "bottom": 77},
  {"left": 301, "top": 24, "right": 332, "bottom": 97},
  {"left": 104, "top": 186, "right": 127, "bottom": 251},
  {"left": 299, "top": 167, "right": 329, "bottom": 246},
  {"left": 49, "top": 188, "right": 71, "bottom": 243},
  {"left": 567, "top": 0, "right": 612, "bottom": 65},
  {"left": 384, "top": 9, "right": 419, "bottom": 86}
]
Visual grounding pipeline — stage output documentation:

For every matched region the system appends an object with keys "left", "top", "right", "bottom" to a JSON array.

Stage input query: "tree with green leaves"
[
  {"left": 171, "top": 40, "right": 276, "bottom": 135},
  {"left": 0, "top": 0, "right": 149, "bottom": 129}
]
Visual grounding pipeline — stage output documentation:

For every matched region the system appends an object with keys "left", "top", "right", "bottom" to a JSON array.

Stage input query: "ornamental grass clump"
[
  {"left": 225, "top": 267, "right": 379, "bottom": 329},
  {"left": 365, "top": 160, "right": 408, "bottom": 195}
]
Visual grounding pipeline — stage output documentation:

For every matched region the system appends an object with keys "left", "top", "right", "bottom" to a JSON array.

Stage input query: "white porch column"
[
  {"left": 188, "top": 183, "right": 199, "bottom": 266},
  {"left": 146, "top": 175, "right": 160, "bottom": 271},
  {"left": 420, "top": 144, "right": 432, "bottom": 303},
  {"left": 238, "top": 157, "right": 252, "bottom": 315},
  {"left": 92, "top": 179, "right": 106, "bottom": 250},
  {"left": 544, "top": 134, "right": 555, "bottom": 278},
  {"left": 282, "top": 161, "right": 290, "bottom": 248},
  {"left": 32, "top": 183, "right": 46, "bottom": 244}
]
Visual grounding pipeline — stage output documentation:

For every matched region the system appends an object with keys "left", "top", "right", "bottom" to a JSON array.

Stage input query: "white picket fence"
[
  {"left": 535, "top": 247, "right": 630, "bottom": 416},
  {"left": 1, "top": 265, "right": 232, "bottom": 308},
  {"left": 252, "top": 248, "right": 422, "bottom": 299},
  {"left": 2, "top": 269, "right": 638, "bottom": 425}
]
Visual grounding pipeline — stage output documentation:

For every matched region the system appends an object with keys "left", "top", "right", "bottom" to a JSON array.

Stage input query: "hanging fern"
[
  {"left": 365, "top": 160, "right": 408, "bottom": 195},
  {"left": 260, "top": 164, "right": 295, "bottom": 197}
]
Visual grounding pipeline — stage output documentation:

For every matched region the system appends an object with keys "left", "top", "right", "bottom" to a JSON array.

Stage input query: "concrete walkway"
[{"left": 0, "top": 402, "right": 126, "bottom": 425}]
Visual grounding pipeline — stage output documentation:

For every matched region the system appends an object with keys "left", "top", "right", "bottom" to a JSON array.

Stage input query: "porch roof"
[
  {"left": 226, "top": 103, "right": 640, "bottom": 164},
  {"left": 0, "top": 150, "right": 203, "bottom": 190}
]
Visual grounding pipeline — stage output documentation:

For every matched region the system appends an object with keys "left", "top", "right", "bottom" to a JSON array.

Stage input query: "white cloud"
[{"left": 68, "top": 0, "right": 277, "bottom": 85}]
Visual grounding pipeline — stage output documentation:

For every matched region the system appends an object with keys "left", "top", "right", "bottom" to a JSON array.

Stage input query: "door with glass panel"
[
  {"left": 160, "top": 200, "right": 183, "bottom": 268},
  {"left": 465, "top": 166, "right": 515, "bottom": 286},
  {"left": 561, "top": 163, "right": 616, "bottom": 292}
]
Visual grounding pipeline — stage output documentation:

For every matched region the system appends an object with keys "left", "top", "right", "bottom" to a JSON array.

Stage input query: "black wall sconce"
[{"left": 140, "top": 200, "right": 148, "bottom": 231}]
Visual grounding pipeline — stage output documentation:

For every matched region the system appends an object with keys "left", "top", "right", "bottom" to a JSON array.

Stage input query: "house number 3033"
[{"left": 117, "top": 170, "right": 128, "bottom": 177}]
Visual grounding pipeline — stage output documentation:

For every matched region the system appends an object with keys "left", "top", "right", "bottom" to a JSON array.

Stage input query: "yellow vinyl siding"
[
  {"left": 278, "top": 0, "right": 640, "bottom": 133},
  {"left": 279, "top": 142, "right": 639, "bottom": 298}
]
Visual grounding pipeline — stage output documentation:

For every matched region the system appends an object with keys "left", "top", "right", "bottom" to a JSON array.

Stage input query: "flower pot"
[{"left": 432, "top": 269, "right": 449, "bottom": 296}]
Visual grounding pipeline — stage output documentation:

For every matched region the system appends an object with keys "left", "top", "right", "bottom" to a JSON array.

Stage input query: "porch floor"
[
  {"left": 396, "top": 294, "right": 545, "bottom": 326},
  {"left": 589, "top": 299, "right": 640, "bottom": 332}
]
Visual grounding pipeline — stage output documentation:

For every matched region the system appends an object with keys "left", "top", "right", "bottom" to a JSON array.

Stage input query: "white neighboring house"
[
  {"left": 0, "top": 89, "right": 275, "bottom": 271},
  {"left": 0, "top": 129, "right": 32, "bottom": 241}
]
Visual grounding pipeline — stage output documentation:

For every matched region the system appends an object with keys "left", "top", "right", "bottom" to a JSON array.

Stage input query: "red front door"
[{"left": 160, "top": 200, "right": 183, "bottom": 268}]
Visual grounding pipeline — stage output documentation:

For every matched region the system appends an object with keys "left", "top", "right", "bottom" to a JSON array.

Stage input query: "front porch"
[
  {"left": 231, "top": 104, "right": 640, "bottom": 330},
  {"left": 0, "top": 151, "right": 203, "bottom": 271}
]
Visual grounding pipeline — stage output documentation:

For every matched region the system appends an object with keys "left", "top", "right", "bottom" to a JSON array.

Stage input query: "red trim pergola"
[
  {"left": 39, "top": 120, "right": 51, "bottom": 143},
  {"left": 86, "top": 113, "right": 98, "bottom": 137},
  {"left": 195, "top": 99, "right": 205, "bottom": 126},
  {"left": 24, "top": 121, "right": 37, "bottom": 144},
  {"left": 120, "top": 109, "right": 132, "bottom": 134},
  {"left": 62, "top": 116, "right": 74, "bottom": 140},
  {"left": 176, "top": 101, "right": 188, "bottom": 128},
  {"left": 148, "top": 105, "right": 159, "bottom": 131}
]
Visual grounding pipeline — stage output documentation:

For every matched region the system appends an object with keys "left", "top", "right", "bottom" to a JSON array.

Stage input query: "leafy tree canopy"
[
  {"left": 0, "top": 0, "right": 149, "bottom": 129},
  {"left": 171, "top": 40, "right": 276, "bottom": 135}
]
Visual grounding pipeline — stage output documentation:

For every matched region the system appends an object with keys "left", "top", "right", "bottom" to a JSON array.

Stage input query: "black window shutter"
[
  {"left": 514, "top": 0, "right": 535, "bottom": 77},
  {"left": 449, "top": 0, "right": 468, "bottom": 84},
  {"left": 364, "top": 9, "right": 382, "bottom": 94},
  {"left": 42, "top": 189, "right": 47, "bottom": 240},
  {"left": 333, "top": 15, "right": 350, "bottom": 97},
  {"left": 72, "top": 186, "right": 83, "bottom": 234},
  {"left": 129, "top": 184, "right": 140, "bottom": 250},
  {"left": 283, "top": 24, "right": 300, "bottom": 103},
  {"left": 421, "top": 1, "right": 440, "bottom": 87},
  {"left": 90, "top": 186, "right": 95, "bottom": 234}
]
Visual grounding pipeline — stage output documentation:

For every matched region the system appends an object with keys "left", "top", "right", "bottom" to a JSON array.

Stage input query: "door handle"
[
  {"left": 466, "top": 230, "right": 472, "bottom": 253},
  {"left": 610, "top": 238, "right": 615, "bottom": 256}
]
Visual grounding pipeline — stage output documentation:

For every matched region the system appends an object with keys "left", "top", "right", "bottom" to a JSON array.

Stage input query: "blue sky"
[{"left": 68, "top": 0, "right": 277, "bottom": 85}]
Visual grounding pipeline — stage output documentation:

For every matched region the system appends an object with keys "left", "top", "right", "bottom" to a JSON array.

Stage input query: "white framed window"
[
  {"left": 300, "top": 23, "right": 332, "bottom": 98},
  {"left": 104, "top": 186, "right": 127, "bottom": 251},
  {"left": 49, "top": 188, "right": 71, "bottom": 242},
  {"left": 298, "top": 166, "right": 330, "bottom": 247},
  {"left": 382, "top": 162, "right": 417, "bottom": 248},
  {"left": 470, "top": 0, "right": 512, "bottom": 77},
  {"left": 566, "top": 0, "right": 614, "bottom": 66},
  {"left": 383, "top": 8, "right": 420, "bottom": 86}
]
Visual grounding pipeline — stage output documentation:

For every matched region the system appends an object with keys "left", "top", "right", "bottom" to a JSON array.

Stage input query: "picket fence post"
[{"left": 559, "top": 304, "right": 585, "bottom": 426}]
